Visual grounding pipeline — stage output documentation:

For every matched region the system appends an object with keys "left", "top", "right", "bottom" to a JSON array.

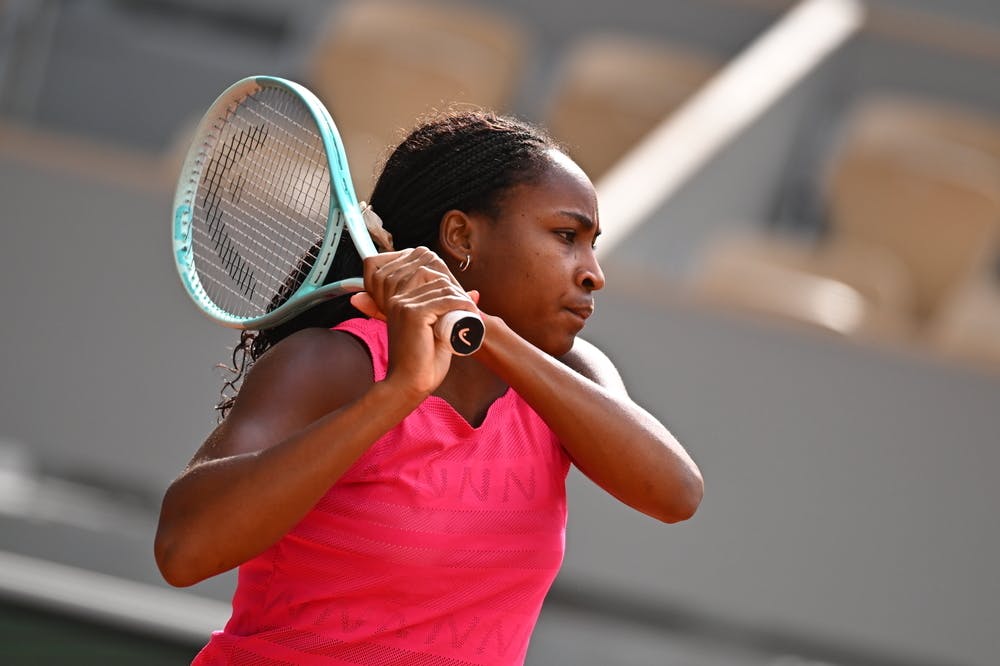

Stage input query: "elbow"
[
  {"left": 663, "top": 489, "right": 703, "bottom": 524},
  {"left": 154, "top": 522, "right": 207, "bottom": 588},
  {"left": 653, "top": 471, "right": 704, "bottom": 524},
  {"left": 155, "top": 535, "right": 191, "bottom": 588}
]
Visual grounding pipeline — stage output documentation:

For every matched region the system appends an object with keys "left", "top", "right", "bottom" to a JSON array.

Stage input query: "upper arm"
[
  {"left": 559, "top": 336, "right": 628, "bottom": 396},
  {"left": 191, "top": 327, "right": 374, "bottom": 465}
]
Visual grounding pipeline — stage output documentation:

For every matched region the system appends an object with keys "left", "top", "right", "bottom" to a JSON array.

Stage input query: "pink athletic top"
[{"left": 193, "top": 318, "right": 571, "bottom": 665}]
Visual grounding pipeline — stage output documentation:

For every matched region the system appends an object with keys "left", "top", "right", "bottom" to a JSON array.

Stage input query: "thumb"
[{"left": 350, "top": 292, "right": 385, "bottom": 321}]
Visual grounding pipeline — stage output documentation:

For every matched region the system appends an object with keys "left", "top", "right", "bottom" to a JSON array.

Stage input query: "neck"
[{"left": 433, "top": 356, "right": 509, "bottom": 428}]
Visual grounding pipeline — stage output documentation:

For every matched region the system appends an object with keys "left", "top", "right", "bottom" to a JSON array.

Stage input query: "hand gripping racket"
[{"left": 172, "top": 75, "right": 485, "bottom": 356}]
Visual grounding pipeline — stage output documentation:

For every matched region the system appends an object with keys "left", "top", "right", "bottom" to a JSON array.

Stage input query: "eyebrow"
[{"left": 558, "top": 210, "right": 599, "bottom": 233}]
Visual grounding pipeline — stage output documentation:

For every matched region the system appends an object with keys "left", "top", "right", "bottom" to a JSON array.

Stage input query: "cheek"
[
  {"left": 481, "top": 263, "right": 542, "bottom": 318},
  {"left": 486, "top": 246, "right": 541, "bottom": 284},
  {"left": 516, "top": 252, "right": 545, "bottom": 284},
  {"left": 512, "top": 255, "right": 562, "bottom": 308}
]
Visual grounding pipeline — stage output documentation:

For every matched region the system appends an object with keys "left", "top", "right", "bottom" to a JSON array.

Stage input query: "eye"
[{"left": 555, "top": 229, "right": 576, "bottom": 244}]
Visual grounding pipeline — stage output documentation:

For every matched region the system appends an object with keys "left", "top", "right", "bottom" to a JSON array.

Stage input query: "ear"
[{"left": 437, "top": 209, "right": 476, "bottom": 266}]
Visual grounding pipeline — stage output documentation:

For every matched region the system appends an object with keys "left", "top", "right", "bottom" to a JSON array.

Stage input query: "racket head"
[{"left": 172, "top": 76, "right": 376, "bottom": 330}]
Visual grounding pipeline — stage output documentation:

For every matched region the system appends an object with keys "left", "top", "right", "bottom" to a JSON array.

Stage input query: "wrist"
[
  {"left": 473, "top": 313, "right": 535, "bottom": 377},
  {"left": 369, "top": 373, "right": 430, "bottom": 416},
  {"left": 473, "top": 313, "right": 510, "bottom": 358}
]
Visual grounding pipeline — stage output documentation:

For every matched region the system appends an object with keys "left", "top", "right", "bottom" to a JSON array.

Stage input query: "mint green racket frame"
[{"left": 171, "top": 75, "right": 377, "bottom": 330}]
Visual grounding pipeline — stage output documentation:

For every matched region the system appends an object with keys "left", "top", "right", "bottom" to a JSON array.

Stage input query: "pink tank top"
[{"left": 193, "top": 318, "right": 570, "bottom": 665}]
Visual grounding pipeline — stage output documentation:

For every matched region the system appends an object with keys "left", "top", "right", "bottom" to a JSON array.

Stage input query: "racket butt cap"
[{"left": 435, "top": 310, "right": 485, "bottom": 356}]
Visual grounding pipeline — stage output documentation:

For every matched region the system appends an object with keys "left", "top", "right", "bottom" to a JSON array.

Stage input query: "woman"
[{"left": 155, "top": 111, "right": 703, "bottom": 665}]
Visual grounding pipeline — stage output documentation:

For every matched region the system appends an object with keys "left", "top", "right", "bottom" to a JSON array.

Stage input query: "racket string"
[
  {"left": 231, "top": 90, "right": 331, "bottom": 300},
  {"left": 209, "top": 97, "right": 323, "bottom": 299},
  {"left": 190, "top": 86, "right": 336, "bottom": 318}
]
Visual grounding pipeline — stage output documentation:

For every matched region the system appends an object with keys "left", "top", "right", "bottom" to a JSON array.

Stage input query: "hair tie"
[{"left": 360, "top": 202, "right": 394, "bottom": 252}]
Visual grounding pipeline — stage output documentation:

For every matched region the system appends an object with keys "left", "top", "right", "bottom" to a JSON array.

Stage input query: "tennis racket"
[{"left": 172, "top": 75, "right": 485, "bottom": 356}]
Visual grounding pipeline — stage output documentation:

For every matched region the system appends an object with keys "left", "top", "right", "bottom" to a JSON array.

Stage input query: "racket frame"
[{"left": 172, "top": 75, "right": 378, "bottom": 330}]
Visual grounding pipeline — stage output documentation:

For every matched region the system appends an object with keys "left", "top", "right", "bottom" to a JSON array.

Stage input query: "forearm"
[
  {"left": 155, "top": 379, "right": 422, "bottom": 587},
  {"left": 476, "top": 317, "right": 703, "bottom": 522}
]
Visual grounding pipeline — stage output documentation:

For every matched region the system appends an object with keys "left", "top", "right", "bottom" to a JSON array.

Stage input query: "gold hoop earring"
[{"left": 458, "top": 254, "right": 472, "bottom": 272}]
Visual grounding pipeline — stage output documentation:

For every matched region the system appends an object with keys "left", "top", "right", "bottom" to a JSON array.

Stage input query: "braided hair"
[{"left": 216, "top": 110, "right": 559, "bottom": 418}]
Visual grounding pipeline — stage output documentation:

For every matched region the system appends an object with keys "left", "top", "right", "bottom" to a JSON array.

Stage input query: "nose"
[{"left": 577, "top": 248, "right": 606, "bottom": 292}]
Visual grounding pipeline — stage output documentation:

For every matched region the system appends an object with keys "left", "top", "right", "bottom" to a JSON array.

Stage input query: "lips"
[{"left": 564, "top": 302, "right": 594, "bottom": 324}]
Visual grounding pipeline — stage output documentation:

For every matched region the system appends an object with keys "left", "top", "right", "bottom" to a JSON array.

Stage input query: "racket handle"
[{"left": 434, "top": 310, "right": 485, "bottom": 356}]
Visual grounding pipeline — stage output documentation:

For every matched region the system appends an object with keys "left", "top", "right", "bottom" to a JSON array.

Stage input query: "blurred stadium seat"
[
  {"left": 848, "top": 93, "right": 1000, "bottom": 164},
  {"left": 686, "top": 92, "right": 1000, "bottom": 364},
  {"left": 304, "top": 0, "right": 530, "bottom": 198},
  {"left": 926, "top": 270, "right": 1000, "bottom": 369},
  {"left": 686, "top": 232, "right": 914, "bottom": 340},
  {"left": 543, "top": 33, "right": 720, "bottom": 181},
  {"left": 0, "top": 119, "right": 175, "bottom": 192},
  {"left": 824, "top": 96, "right": 1000, "bottom": 323}
]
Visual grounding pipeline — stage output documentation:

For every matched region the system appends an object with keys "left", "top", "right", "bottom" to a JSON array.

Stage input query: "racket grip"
[{"left": 434, "top": 310, "right": 485, "bottom": 356}]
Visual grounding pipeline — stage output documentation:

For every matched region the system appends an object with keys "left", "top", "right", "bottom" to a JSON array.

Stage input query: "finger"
[
  {"left": 367, "top": 247, "right": 459, "bottom": 289},
  {"left": 367, "top": 250, "right": 454, "bottom": 309},
  {"left": 361, "top": 249, "right": 409, "bottom": 285},
  {"left": 390, "top": 281, "right": 480, "bottom": 323}
]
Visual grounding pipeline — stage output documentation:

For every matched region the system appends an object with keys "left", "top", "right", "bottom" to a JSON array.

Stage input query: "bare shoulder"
[
  {"left": 559, "top": 336, "right": 628, "bottom": 395},
  {"left": 235, "top": 326, "right": 374, "bottom": 418},
  {"left": 198, "top": 327, "right": 374, "bottom": 460}
]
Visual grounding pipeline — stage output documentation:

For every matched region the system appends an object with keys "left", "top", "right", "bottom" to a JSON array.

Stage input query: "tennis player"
[{"left": 155, "top": 110, "right": 703, "bottom": 665}]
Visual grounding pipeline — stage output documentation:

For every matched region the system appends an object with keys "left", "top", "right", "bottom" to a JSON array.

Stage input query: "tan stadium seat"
[
  {"left": 926, "top": 271, "right": 1000, "bottom": 371},
  {"left": 0, "top": 119, "right": 174, "bottom": 192},
  {"left": 686, "top": 232, "right": 915, "bottom": 340},
  {"left": 844, "top": 94, "right": 1000, "bottom": 165},
  {"left": 684, "top": 95, "right": 1000, "bottom": 359},
  {"left": 823, "top": 100, "right": 1000, "bottom": 323},
  {"left": 305, "top": 0, "right": 530, "bottom": 198},
  {"left": 544, "top": 33, "right": 720, "bottom": 181}
]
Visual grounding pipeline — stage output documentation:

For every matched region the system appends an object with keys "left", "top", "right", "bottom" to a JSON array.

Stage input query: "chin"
[
  {"left": 534, "top": 332, "right": 577, "bottom": 358},
  {"left": 509, "top": 317, "right": 579, "bottom": 357}
]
